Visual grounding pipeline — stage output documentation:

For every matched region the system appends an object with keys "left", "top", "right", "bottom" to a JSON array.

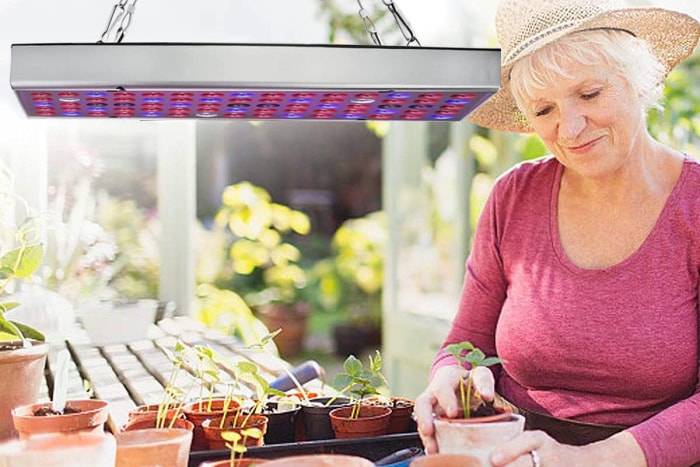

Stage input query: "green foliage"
[
  {"left": 331, "top": 350, "right": 388, "bottom": 419},
  {"left": 214, "top": 182, "right": 311, "bottom": 307},
  {"left": 443, "top": 341, "right": 502, "bottom": 419},
  {"left": 648, "top": 55, "right": 700, "bottom": 158},
  {"left": 0, "top": 186, "right": 46, "bottom": 344},
  {"left": 306, "top": 211, "right": 385, "bottom": 326}
]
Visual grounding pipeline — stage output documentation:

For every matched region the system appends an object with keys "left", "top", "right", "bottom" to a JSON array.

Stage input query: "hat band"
[{"left": 504, "top": 19, "right": 581, "bottom": 65}]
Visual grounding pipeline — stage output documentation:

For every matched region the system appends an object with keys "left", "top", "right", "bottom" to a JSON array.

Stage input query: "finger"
[
  {"left": 490, "top": 430, "right": 547, "bottom": 466},
  {"left": 471, "top": 366, "right": 496, "bottom": 401},
  {"left": 414, "top": 392, "right": 437, "bottom": 437},
  {"left": 431, "top": 367, "right": 464, "bottom": 418}
]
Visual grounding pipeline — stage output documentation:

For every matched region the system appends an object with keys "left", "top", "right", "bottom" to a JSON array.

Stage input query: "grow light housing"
[{"left": 10, "top": 43, "right": 500, "bottom": 121}]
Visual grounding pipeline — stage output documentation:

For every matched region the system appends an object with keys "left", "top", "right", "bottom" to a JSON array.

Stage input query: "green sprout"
[{"left": 443, "top": 341, "right": 502, "bottom": 419}]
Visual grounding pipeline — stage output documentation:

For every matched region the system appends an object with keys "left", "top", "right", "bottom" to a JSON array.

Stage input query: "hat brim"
[{"left": 467, "top": 7, "right": 700, "bottom": 133}]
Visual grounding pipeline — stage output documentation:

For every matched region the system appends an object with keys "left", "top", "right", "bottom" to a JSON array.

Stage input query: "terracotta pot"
[
  {"left": 253, "top": 302, "right": 311, "bottom": 359},
  {"left": 434, "top": 413, "right": 525, "bottom": 465},
  {"left": 301, "top": 396, "right": 352, "bottom": 441},
  {"left": 0, "top": 432, "right": 116, "bottom": 467},
  {"left": 12, "top": 399, "right": 110, "bottom": 440},
  {"left": 121, "top": 412, "right": 195, "bottom": 433},
  {"left": 0, "top": 341, "right": 49, "bottom": 440},
  {"left": 128, "top": 403, "right": 185, "bottom": 423},
  {"left": 199, "top": 459, "right": 270, "bottom": 467},
  {"left": 183, "top": 398, "right": 242, "bottom": 451},
  {"left": 262, "top": 454, "right": 374, "bottom": 466},
  {"left": 115, "top": 427, "right": 192, "bottom": 467},
  {"left": 329, "top": 405, "right": 391, "bottom": 439},
  {"left": 409, "top": 453, "right": 482, "bottom": 467},
  {"left": 366, "top": 396, "right": 416, "bottom": 434},
  {"left": 201, "top": 414, "right": 268, "bottom": 451}
]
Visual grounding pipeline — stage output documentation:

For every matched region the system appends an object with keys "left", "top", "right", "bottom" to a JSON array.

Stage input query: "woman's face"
[{"left": 517, "top": 61, "right": 646, "bottom": 180}]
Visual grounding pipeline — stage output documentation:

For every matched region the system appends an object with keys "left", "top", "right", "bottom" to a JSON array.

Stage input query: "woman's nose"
[{"left": 558, "top": 104, "right": 586, "bottom": 141}]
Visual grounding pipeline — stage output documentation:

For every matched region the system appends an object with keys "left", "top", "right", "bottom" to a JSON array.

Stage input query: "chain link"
[
  {"left": 357, "top": 0, "right": 383, "bottom": 46},
  {"left": 356, "top": 0, "right": 421, "bottom": 47},
  {"left": 382, "top": 0, "right": 421, "bottom": 46},
  {"left": 98, "top": 0, "right": 139, "bottom": 44}
]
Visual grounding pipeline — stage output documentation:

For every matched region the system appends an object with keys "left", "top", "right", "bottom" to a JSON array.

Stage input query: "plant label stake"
[{"left": 51, "top": 349, "right": 70, "bottom": 414}]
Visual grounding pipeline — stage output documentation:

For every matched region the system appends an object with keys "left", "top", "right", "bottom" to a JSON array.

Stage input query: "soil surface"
[{"left": 33, "top": 406, "right": 81, "bottom": 416}]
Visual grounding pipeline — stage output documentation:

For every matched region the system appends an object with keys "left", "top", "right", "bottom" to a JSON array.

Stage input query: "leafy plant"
[
  {"left": 330, "top": 350, "right": 388, "bottom": 419},
  {"left": 221, "top": 428, "right": 264, "bottom": 466},
  {"left": 0, "top": 191, "right": 46, "bottom": 345},
  {"left": 213, "top": 182, "right": 312, "bottom": 308},
  {"left": 443, "top": 341, "right": 502, "bottom": 419}
]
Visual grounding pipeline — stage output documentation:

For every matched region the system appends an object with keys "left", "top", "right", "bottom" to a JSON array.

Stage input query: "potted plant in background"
[
  {"left": 433, "top": 341, "right": 525, "bottom": 462},
  {"left": 328, "top": 351, "right": 392, "bottom": 439},
  {"left": 211, "top": 181, "right": 314, "bottom": 359},
  {"left": 0, "top": 185, "right": 50, "bottom": 441},
  {"left": 307, "top": 211, "right": 385, "bottom": 357}
]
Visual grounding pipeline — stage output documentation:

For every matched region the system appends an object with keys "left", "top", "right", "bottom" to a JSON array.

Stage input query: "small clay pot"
[
  {"left": 115, "top": 427, "right": 192, "bottom": 467},
  {"left": 409, "top": 453, "right": 481, "bottom": 467},
  {"left": 183, "top": 398, "right": 242, "bottom": 451},
  {"left": 11, "top": 399, "right": 110, "bottom": 440},
  {"left": 262, "top": 454, "right": 374, "bottom": 466},
  {"left": 201, "top": 414, "right": 268, "bottom": 451},
  {"left": 198, "top": 459, "right": 270, "bottom": 467},
  {"left": 328, "top": 405, "right": 391, "bottom": 439},
  {"left": 127, "top": 404, "right": 185, "bottom": 423},
  {"left": 121, "top": 413, "right": 195, "bottom": 433}
]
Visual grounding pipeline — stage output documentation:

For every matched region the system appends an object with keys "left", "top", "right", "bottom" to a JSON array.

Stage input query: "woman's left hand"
[
  {"left": 489, "top": 430, "right": 591, "bottom": 467},
  {"left": 489, "top": 430, "right": 647, "bottom": 467}
]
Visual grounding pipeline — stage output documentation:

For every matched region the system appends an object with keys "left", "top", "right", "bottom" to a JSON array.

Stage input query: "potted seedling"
[
  {"left": 328, "top": 351, "right": 392, "bottom": 439},
  {"left": 433, "top": 341, "right": 525, "bottom": 462},
  {"left": 198, "top": 429, "right": 268, "bottom": 467},
  {"left": 0, "top": 193, "right": 50, "bottom": 440}
]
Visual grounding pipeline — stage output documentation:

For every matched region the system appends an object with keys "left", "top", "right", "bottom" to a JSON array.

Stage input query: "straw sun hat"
[{"left": 467, "top": 0, "right": 700, "bottom": 133}]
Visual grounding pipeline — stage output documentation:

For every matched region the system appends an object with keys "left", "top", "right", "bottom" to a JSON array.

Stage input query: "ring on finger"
[{"left": 530, "top": 449, "right": 541, "bottom": 467}]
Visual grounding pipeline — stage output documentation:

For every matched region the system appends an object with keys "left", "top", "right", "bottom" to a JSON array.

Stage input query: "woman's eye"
[
  {"left": 582, "top": 90, "right": 601, "bottom": 100},
  {"left": 535, "top": 106, "right": 552, "bottom": 117}
]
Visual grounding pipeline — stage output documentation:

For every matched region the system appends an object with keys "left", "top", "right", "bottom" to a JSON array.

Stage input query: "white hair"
[{"left": 510, "top": 29, "right": 666, "bottom": 114}]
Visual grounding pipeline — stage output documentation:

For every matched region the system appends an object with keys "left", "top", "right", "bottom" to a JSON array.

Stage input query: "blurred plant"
[
  {"left": 0, "top": 172, "right": 46, "bottom": 344},
  {"left": 307, "top": 210, "right": 385, "bottom": 326},
  {"left": 213, "top": 181, "right": 312, "bottom": 308}
]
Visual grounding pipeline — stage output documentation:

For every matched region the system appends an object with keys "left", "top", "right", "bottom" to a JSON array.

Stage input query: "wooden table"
[{"left": 39, "top": 316, "right": 321, "bottom": 432}]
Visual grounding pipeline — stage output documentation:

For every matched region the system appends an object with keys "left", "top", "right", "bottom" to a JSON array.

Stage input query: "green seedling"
[
  {"left": 443, "top": 341, "right": 503, "bottom": 419},
  {"left": 330, "top": 350, "right": 388, "bottom": 419}
]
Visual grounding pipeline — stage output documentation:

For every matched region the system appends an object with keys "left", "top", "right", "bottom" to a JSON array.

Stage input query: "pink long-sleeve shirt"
[{"left": 432, "top": 156, "right": 700, "bottom": 467}]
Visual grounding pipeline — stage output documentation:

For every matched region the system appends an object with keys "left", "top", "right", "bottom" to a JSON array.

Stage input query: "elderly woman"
[{"left": 414, "top": 0, "right": 700, "bottom": 466}]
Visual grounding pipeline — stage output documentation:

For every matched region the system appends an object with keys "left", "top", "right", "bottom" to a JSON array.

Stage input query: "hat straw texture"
[{"left": 468, "top": 0, "right": 700, "bottom": 133}]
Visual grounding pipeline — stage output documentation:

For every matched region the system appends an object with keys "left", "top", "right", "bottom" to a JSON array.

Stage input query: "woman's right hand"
[{"left": 414, "top": 365, "right": 496, "bottom": 454}]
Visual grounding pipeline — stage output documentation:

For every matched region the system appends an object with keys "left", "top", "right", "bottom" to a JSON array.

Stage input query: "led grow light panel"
[
  {"left": 18, "top": 89, "right": 493, "bottom": 120},
  {"left": 11, "top": 43, "right": 501, "bottom": 121}
]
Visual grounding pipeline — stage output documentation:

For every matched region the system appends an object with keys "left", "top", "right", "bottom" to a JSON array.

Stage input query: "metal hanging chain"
[
  {"left": 98, "top": 0, "right": 139, "bottom": 43},
  {"left": 382, "top": 0, "right": 421, "bottom": 47},
  {"left": 357, "top": 0, "right": 383, "bottom": 46}
]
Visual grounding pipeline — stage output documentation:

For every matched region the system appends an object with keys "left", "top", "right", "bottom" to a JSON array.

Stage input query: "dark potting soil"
[{"left": 33, "top": 406, "right": 81, "bottom": 416}]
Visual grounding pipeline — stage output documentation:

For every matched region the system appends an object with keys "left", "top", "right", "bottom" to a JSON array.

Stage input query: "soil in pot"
[
  {"left": 201, "top": 414, "right": 268, "bottom": 451},
  {"left": 300, "top": 396, "right": 352, "bottom": 441},
  {"left": 183, "top": 398, "right": 242, "bottom": 451},
  {"left": 329, "top": 405, "right": 392, "bottom": 439},
  {"left": 115, "top": 427, "right": 192, "bottom": 467},
  {"left": 434, "top": 413, "right": 525, "bottom": 465},
  {"left": 11, "top": 399, "right": 110, "bottom": 440},
  {"left": 0, "top": 340, "right": 49, "bottom": 440}
]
